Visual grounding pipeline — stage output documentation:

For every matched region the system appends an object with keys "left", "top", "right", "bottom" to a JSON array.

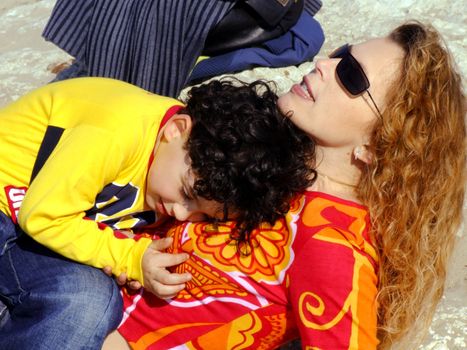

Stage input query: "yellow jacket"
[{"left": 0, "top": 77, "right": 182, "bottom": 284}]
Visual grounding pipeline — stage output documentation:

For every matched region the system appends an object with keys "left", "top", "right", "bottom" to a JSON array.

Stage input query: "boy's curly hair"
[{"left": 182, "top": 79, "right": 316, "bottom": 247}]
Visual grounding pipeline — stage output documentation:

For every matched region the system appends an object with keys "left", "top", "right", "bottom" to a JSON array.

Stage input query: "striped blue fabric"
[
  {"left": 43, "top": 0, "right": 237, "bottom": 97},
  {"left": 43, "top": 0, "right": 322, "bottom": 97},
  {"left": 304, "top": 0, "right": 322, "bottom": 16}
]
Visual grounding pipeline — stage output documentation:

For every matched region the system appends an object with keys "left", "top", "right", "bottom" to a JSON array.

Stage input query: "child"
[{"left": 0, "top": 77, "right": 315, "bottom": 349}]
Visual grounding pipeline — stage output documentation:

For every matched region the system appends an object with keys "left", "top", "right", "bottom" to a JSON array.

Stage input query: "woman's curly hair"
[
  {"left": 357, "top": 22, "right": 466, "bottom": 349},
  {"left": 182, "top": 79, "right": 316, "bottom": 249}
]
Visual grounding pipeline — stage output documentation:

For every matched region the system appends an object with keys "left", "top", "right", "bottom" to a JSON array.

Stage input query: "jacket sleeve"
[
  {"left": 18, "top": 123, "right": 152, "bottom": 284},
  {"left": 287, "top": 227, "right": 379, "bottom": 349}
]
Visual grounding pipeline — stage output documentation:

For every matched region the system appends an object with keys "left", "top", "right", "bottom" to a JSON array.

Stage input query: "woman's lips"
[
  {"left": 302, "top": 75, "right": 315, "bottom": 100},
  {"left": 291, "top": 80, "right": 314, "bottom": 101}
]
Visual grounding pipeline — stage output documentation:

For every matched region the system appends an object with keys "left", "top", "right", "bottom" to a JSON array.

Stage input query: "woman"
[
  {"left": 277, "top": 21, "right": 465, "bottom": 348},
  {"left": 104, "top": 21, "right": 465, "bottom": 349}
]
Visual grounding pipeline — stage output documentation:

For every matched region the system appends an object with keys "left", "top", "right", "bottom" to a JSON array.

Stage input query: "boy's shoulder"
[
  {"left": 49, "top": 77, "right": 178, "bottom": 105},
  {"left": 39, "top": 77, "right": 182, "bottom": 126}
]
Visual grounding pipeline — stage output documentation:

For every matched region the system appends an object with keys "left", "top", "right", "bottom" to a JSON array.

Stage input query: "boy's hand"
[
  {"left": 102, "top": 267, "right": 143, "bottom": 290},
  {"left": 102, "top": 237, "right": 192, "bottom": 298},
  {"left": 141, "top": 237, "right": 192, "bottom": 298}
]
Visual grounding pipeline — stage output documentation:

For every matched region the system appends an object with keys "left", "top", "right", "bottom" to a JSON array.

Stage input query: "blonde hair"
[{"left": 358, "top": 22, "right": 466, "bottom": 348}]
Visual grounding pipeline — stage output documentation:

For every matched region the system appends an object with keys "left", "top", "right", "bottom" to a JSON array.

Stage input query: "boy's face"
[{"left": 146, "top": 114, "right": 224, "bottom": 222}]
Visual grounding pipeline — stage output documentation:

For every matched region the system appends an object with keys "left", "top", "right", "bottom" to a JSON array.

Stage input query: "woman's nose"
[
  {"left": 312, "top": 57, "right": 337, "bottom": 82},
  {"left": 315, "top": 57, "right": 335, "bottom": 72}
]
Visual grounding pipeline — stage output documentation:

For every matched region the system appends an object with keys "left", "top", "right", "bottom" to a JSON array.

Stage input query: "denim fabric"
[{"left": 0, "top": 211, "right": 123, "bottom": 350}]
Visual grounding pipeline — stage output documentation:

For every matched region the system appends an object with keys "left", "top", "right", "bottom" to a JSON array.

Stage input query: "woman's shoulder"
[
  {"left": 289, "top": 191, "right": 369, "bottom": 228},
  {"left": 287, "top": 191, "right": 377, "bottom": 262}
]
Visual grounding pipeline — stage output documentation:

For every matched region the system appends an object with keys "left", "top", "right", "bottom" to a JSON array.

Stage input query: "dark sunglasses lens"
[
  {"left": 329, "top": 44, "right": 348, "bottom": 59},
  {"left": 336, "top": 57, "right": 369, "bottom": 95}
]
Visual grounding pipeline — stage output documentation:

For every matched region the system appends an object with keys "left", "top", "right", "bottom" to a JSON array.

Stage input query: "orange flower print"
[{"left": 189, "top": 219, "right": 294, "bottom": 284}]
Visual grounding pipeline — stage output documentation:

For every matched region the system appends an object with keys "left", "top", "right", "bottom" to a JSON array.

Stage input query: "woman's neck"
[{"left": 309, "top": 147, "right": 362, "bottom": 203}]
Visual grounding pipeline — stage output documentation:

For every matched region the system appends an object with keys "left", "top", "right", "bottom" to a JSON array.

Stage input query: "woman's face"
[{"left": 277, "top": 37, "right": 403, "bottom": 148}]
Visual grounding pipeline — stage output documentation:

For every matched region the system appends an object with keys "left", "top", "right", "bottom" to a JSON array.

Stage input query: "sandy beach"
[{"left": 0, "top": 1, "right": 465, "bottom": 348}]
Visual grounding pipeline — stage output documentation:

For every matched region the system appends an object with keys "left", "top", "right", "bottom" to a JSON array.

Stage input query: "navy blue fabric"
[
  {"left": 188, "top": 12, "right": 324, "bottom": 83},
  {"left": 0, "top": 211, "right": 122, "bottom": 350}
]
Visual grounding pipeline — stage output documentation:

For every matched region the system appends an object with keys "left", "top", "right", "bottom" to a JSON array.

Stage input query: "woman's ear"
[
  {"left": 353, "top": 145, "right": 373, "bottom": 164},
  {"left": 162, "top": 113, "right": 193, "bottom": 141}
]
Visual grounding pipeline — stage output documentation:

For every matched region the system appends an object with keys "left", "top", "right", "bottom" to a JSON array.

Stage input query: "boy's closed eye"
[{"left": 180, "top": 178, "right": 196, "bottom": 201}]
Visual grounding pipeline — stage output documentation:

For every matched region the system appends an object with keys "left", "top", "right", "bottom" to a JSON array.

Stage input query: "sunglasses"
[{"left": 329, "top": 44, "right": 382, "bottom": 118}]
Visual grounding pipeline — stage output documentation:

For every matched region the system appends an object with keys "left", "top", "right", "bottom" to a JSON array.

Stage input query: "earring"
[{"left": 354, "top": 147, "right": 362, "bottom": 160}]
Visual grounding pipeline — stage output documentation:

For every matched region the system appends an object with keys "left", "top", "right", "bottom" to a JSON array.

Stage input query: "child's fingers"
[
  {"left": 146, "top": 281, "right": 186, "bottom": 299},
  {"left": 116, "top": 272, "right": 128, "bottom": 286},
  {"left": 102, "top": 266, "right": 113, "bottom": 276},
  {"left": 127, "top": 280, "right": 142, "bottom": 290},
  {"left": 148, "top": 252, "right": 190, "bottom": 268},
  {"left": 102, "top": 268, "right": 128, "bottom": 286},
  {"left": 152, "top": 268, "right": 191, "bottom": 285},
  {"left": 148, "top": 237, "right": 173, "bottom": 251}
]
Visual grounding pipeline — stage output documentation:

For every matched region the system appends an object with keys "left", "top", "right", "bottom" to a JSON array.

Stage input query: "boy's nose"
[{"left": 172, "top": 204, "right": 207, "bottom": 222}]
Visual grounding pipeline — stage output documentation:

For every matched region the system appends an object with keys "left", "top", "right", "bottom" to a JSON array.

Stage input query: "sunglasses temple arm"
[{"left": 366, "top": 90, "right": 383, "bottom": 118}]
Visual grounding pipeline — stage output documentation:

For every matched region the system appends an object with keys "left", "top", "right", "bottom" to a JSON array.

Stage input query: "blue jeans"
[{"left": 0, "top": 211, "right": 123, "bottom": 350}]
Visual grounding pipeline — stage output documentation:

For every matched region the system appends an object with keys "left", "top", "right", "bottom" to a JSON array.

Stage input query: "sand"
[{"left": 0, "top": 1, "right": 465, "bottom": 348}]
